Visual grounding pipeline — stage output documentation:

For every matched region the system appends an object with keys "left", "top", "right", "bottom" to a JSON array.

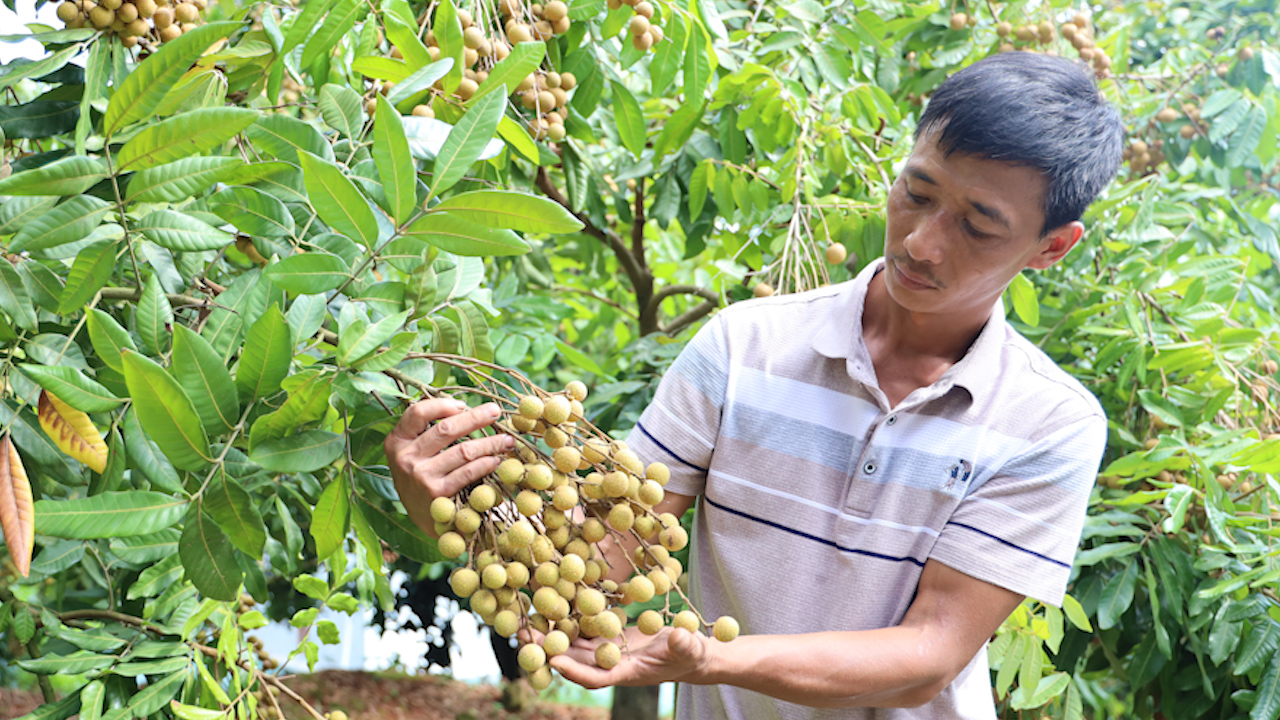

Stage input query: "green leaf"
[
  {"left": 0, "top": 46, "right": 78, "bottom": 96},
  {"left": 300, "top": 0, "right": 366, "bottom": 69},
  {"left": 123, "top": 407, "right": 183, "bottom": 493},
  {"left": 383, "top": 13, "right": 431, "bottom": 68},
  {"left": 9, "top": 196, "right": 113, "bottom": 253},
  {"left": 1097, "top": 559, "right": 1138, "bottom": 630},
  {"left": 1228, "top": 106, "right": 1268, "bottom": 167},
  {"left": 683, "top": 25, "right": 712, "bottom": 99},
  {"left": 689, "top": 159, "right": 712, "bottom": 220},
  {"left": 12, "top": 692, "right": 78, "bottom": 720},
  {"left": 402, "top": 212, "right": 529, "bottom": 256},
  {"left": 433, "top": 0, "right": 464, "bottom": 90},
  {"left": 311, "top": 474, "right": 349, "bottom": 559},
  {"left": 118, "top": 107, "right": 258, "bottom": 171},
  {"left": 127, "top": 156, "right": 244, "bottom": 204},
  {"left": 18, "top": 261, "right": 65, "bottom": 312},
  {"left": 352, "top": 56, "right": 411, "bottom": 82},
  {"left": 1255, "top": 652, "right": 1280, "bottom": 720},
  {"left": 293, "top": 573, "right": 329, "bottom": 600},
  {"left": 250, "top": 430, "right": 345, "bottom": 473},
  {"left": 469, "top": 40, "right": 544, "bottom": 105},
  {"left": 430, "top": 89, "right": 506, "bottom": 197},
  {"left": 0, "top": 156, "right": 108, "bottom": 196},
  {"left": 280, "top": 0, "right": 339, "bottom": 53},
  {"left": 110, "top": 529, "right": 181, "bottom": 564},
  {"left": 57, "top": 239, "right": 117, "bottom": 314},
  {"left": 180, "top": 506, "right": 243, "bottom": 602},
  {"left": 1061, "top": 593, "right": 1092, "bottom": 632},
  {"left": 318, "top": 83, "right": 365, "bottom": 140},
  {"left": 125, "top": 670, "right": 186, "bottom": 718},
  {"left": 78, "top": 681, "right": 104, "bottom": 720},
  {"left": 172, "top": 325, "right": 239, "bottom": 435},
  {"left": 555, "top": 338, "right": 610, "bottom": 379},
  {"left": 264, "top": 252, "right": 351, "bottom": 294},
  {"left": 298, "top": 151, "right": 379, "bottom": 248},
  {"left": 317, "top": 619, "right": 341, "bottom": 644},
  {"left": 204, "top": 475, "right": 266, "bottom": 557},
  {"left": 35, "top": 491, "right": 187, "bottom": 539},
  {"left": 337, "top": 309, "right": 412, "bottom": 365},
  {"left": 170, "top": 701, "right": 229, "bottom": 720},
  {"left": 353, "top": 491, "right": 442, "bottom": 563},
  {"left": 122, "top": 349, "right": 212, "bottom": 471},
  {"left": 30, "top": 539, "right": 87, "bottom": 574},
  {"left": 497, "top": 115, "right": 540, "bottom": 162},
  {"left": 387, "top": 58, "right": 455, "bottom": 110},
  {"left": 114, "top": 656, "right": 190, "bottom": 676},
  {"left": 208, "top": 185, "right": 296, "bottom": 238},
  {"left": 611, "top": 81, "right": 646, "bottom": 159},
  {"left": 1007, "top": 272, "right": 1040, "bottom": 326},
  {"left": 291, "top": 607, "right": 320, "bottom": 627},
  {"left": 0, "top": 260, "right": 37, "bottom": 332},
  {"left": 18, "top": 365, "right": 122, "bottom": 413},
  {"left": 245, "top": 113, "right": 335, "bottom": 164},
  {"left": 435, "top": 190, "right": 584, "bottom": 234},
  {"left": 104, "top": 23, "right": 239, "bottom": 137},
  {"left": 373, "top": 96, "right": 416, "bottom": 225},
  {"left": 236, "top": 305, "right": 292, "bottom": 403},
  {"left": 17, "top": 650, "right": 116, "bottom": 675},
  {"left": 450, "top": 302, "right": 492, "bottom": 362},
  {"left": 126, "top": 554, "right": 183, "bottom": 599},
  {"left": 138, "top": 274, "right": 174, "bottom": 356},
  {"left": 135, "top": 209, "right": 233, "bottom": 252}
]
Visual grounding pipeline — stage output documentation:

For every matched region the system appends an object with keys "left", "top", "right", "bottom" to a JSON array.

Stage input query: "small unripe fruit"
[
  {"left": 559, "top": 553, "right": 586, "bottom": 583},
  {"left": 543, "top": 629, "right": 570, "bottom": 656},
  {"left": 430, "top": 496, "right": 457, "bottom": 523},
  {"left": 438, "top": 532, "right": 467, "bottom": 559},
  {"left": 469, "top": 484, "right": 497, "bottom": 511},
  {"left": 713, "top": 616, "right": 740, "bottom": 642},
  {"left": 949, "top": 13, "right": 966, "bottom": 31},
  {"left": 638, "top": 610, "right": 664, "bottom": 635},
  {"left": 1239, "top": 47, "right": 1255, "bottom": 62},
  {"left": 1262, "top": 359, "right": 1279, "bottom": 375},
  {"left": 1180, "top": 124, "right": 1196, "bottom": 139},
  {"left": 672, "top": 610, "right": 699, "bottom": 633},
  {"left": 56, "top": 1, "right": 80, "bottom": 22},
  {"left": 824, "top": 243, "right": 847, "bottom": 265},
  {"left": 595, "top": 642, "right": 621, "bottom": 669},
  {"left": 451, "top": 568, "right": 480, "bottom": 597},
  {"left": 455, "top": 507, "right": 482, "bottom": 534},
  {"left": 493, "top": 609, "right": 520, "bottom": 637},
  {"left": 518, "top": 395, "right": 544, "bottom": 419},
  {"left": 753, "top": 282, "right": 774, "bottom": 298},
  {"left": 518, "top": 643, "right": 546, "bottom": 671},
  {"left": 543, "top": 395, "right": 572, "bottom": 425}
]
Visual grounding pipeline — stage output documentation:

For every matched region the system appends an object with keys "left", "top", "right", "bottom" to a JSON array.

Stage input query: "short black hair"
[{"left": 915, "top": 52, "right": 1124, "bottom": 236}]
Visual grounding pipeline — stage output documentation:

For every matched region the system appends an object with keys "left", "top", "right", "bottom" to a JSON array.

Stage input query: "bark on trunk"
[{"left": 611, "top": 684, "right": 660, "bottom": 720}]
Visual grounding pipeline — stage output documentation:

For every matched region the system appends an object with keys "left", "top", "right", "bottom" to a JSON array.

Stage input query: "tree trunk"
[{"left": 611, "top": 685, "right": 660, "bottom": 720}]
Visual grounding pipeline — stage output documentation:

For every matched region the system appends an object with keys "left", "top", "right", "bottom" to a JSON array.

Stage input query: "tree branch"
[
  {"left": 641, "top": 284, "right": 720, "bottom": 337},
  {"left": 631, "top": 177, "right": 647, "bottom": 270},
  {"left": 533, "top": 166, "right": 649, "bottom": 305},
  {"left": 99, "top": 286, "right": 227, "bottom": 311}
]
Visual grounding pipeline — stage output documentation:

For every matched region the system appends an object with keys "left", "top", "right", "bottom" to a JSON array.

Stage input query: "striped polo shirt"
[{"left": 627, "top": 258, "right": 1107, "bottom": 720}]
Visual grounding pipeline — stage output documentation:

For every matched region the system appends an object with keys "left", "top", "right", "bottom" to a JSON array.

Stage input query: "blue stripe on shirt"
[
  {"left": 947, "top": 522, "right": 1071, "bottom": 569},
  {"left": 634, "top": 421, "right": 709, "bottom": 473},
  {"left": 703, "top": 494, "right": 926, "bottom": 567}
]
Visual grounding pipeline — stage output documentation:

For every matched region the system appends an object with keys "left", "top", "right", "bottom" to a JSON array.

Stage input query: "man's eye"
[
  {"left": 964, "top": 221, "right": 992, "bottom": 239},
  {"left": 906, "top": 190, "right": 927, "bottom": 204}
]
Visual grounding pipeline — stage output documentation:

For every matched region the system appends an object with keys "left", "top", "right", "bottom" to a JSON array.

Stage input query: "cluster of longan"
[
  {"left": 1122, "top": 138, "right": 1165, "bottom": 176},
  {"left": 55, "top": 0, "right": 205, "bottom": 47},
  {"left": 430, "top": 380, "right": 737, "bottom": 689},
  {"left": 989, "top": 13, "right": 1110, "bottom": 74}
]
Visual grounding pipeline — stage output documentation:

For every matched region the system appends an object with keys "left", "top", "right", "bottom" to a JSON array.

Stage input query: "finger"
[
  {"left": 417, "top": 403, "right": 505, "bottom": 457},
  {"left": 429, "top": 433, "right": 516, "bottom": 478},
  {"left": 549, "top": 655, "right": 616, "bottom": 690},
  {"left": 390, "top": 398, "right": 468, "bottom": 442},
  {"left": 434, "top": 455, "right": 505, "bottom": 497}
]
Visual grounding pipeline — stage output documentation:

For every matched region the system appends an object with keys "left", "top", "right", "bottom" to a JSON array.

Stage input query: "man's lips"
[{"left": 891, "top": 260, "right": 938, "bottom": 290}]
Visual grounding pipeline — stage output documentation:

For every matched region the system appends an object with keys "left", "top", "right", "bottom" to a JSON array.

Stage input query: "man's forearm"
[{"left": 692, "top": 626, "right": 953, "bottom": 709}]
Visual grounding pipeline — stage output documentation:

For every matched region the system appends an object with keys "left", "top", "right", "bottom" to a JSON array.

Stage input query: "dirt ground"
[{"left": 0, "top": 671, "right": 610, "bottom": 720}]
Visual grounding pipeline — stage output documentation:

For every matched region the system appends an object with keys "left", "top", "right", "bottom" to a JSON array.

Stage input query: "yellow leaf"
[
  {"left": 37, "top": 390, "right": 108, "bottom": 473},
  {"left": 0, "top": 433, "right": 34, "bottom": 576}
]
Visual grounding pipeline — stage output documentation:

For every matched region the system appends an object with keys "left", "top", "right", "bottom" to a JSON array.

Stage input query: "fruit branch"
[{"left": 99, "top": 286, "right": 226, "bottom": 310}]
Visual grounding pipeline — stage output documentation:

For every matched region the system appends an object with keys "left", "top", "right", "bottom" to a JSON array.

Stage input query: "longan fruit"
[
  {"left": 518, "top": 395, "right": 544, "bottom": 419},
  {"left": 547, "top": 123, "right": 567, "bottom": 142},
  {"left": 544, "top": 426, "right": 569, "bottom": 448},
  {"left": 629, "top": 14, "right": 650, "bottom": 36},
  {"left": 594, "top": 611, "right": 622, "bottom": 639},
  {"left": 660, "top": 526, "right": 689, "bottom": 552},
  {"left": 638, "top": 479, "right": 664, "bottom": 506},
  {"left": 613, "top": 448, "right": 644, "bottom": 476},
  {"left": 174, "top": 2, "right": 198, "bottom": 22},
  {"left": 88, "top": 6, "right": 114, "bottom": 27},
  {"left": 632, "top": 31, "right": 653, "bottom": 50},
  {"left": 582, "top": 439, "right": 608, "bottom": 464},
  {"left": 471, "top": 589, "right": 498, "bottom": 616},
  {"left": 601, "top": 471, "right": 628, "bottom": 498},
  {"left": 116, "top": 2, "right": 137, "bottom": 22},
  {"left": 543, "top": 0, "right": 567, "bottom": 20},
  {"left": 552, "top": 484, "right": 579, "bottom": 511},
  {"left": 581, "top": 517, "right": 606, "bottom": 543},
  {"left": 648, "top": 24, "right": 664, "bottom": 44},
  {"left": 438, "top": 532, "right": 467, "bottom": 559},
  {"left": 56, "top": 1, "right": 80, "bottom": 22},
  {"left": 948, "top": 13, "right": 966, "bottom": 31},
  {"left": 515, "top": 489, "right": 543, "bottom": 517},
  {"left": 529, "top": 666, "right": 552, "bottom": 690},
  {"left": 637, "top": 610, "right": 664, "bottom": 635},
  {"left": 543, "top": 395, "right": 572, "bottom": 425},
  {"left": 713, "top": 616, "right": 740, "bottom": 642},
  {"left": 995, "top": 20, "right": 1011, "bottom": 37},
  {"left": 753, "top": 282, "right": 774, "bottom": 298},
  {"left": 518, "top": 643, "right": 546, "bottom": 672},
  {"left": 464, "top": 47, "right": 479, "bottom": 67},
  {"left": 450, "top": 568, "right": 481, "bottom": 597},
  {"left": 469, "top": 484, "right": 498, "bottom": 512},
  {"left": 533, "top": 587, "right": 561, "bottom": 616},
  {"left": 559, "top": 553, "right": 586, "bottom": 583},
  {"left": 647, "top": 567, "right": 672, "bottom": 594},
  {"left": 159, "top": 22, "right": 183, "bottom": 40},
  {"left": 595, "top": 642, "right": 621, "bottom": 669},
  {"left": 456, "top": 78, "right": 478, "bottom": 100},
  {"left": 430, "top": 496, "right": 457, "bottom": 523},
  {"left": 634, "top": 1, "right": 653, "bottom": 18},
  {"left": 608, "top": 503, "right": 635, "bottom": 532},
  {"left": 493, "top": 609, "right": 520, "bottom": 637},
  {"left": 531, "top": 535, "right": 556, "bottom": 563},
  {"left": 625, "top": 575, "right": 655, "bottom": 603},
  {"left": 463, "top": 25, "right": 484, "bottom": 48},
  {"left": 1262, "top": 359, "right": 1279, "bottom": 375},
  {"left": 507, "top": 22, "right": 533, "bottom": 43},
  {"left": 574, "top": 587, "right": 605, "bottom": 616},
  {"left": 543, "top": 629, "right": 570, "bottom": 656},
  {"left": 824, "top": 243, "right": 847, "bottom": 264},
  {"left": 672, "top": 610, "right": 699, "bottom": 633},
  {"left": 1156, "top": 107, "right": 1179, "bottom": 123},
  {"left": 507, "top": 519, "right": 536, "bottom": 547},
  {"left": 559, "top": 71, "right": 577, "bottom": 90}
]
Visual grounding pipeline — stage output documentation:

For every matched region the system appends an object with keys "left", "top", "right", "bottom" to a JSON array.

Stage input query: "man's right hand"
[{"left": 384, "top": 398, "right": 515, "bottom": 538}]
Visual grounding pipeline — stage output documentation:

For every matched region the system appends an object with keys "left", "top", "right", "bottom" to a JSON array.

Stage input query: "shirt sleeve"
[
  {"left": 625, "top": 314, "right": 730, "bottom": 499},
  {"left": 928, "top": 411, "right": 1107, "bottom": 606}
]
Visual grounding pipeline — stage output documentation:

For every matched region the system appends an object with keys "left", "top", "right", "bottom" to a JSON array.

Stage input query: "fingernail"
[
  {"left": 485, "top": 403, "right": 501, "bottom": 418},
  {"left": 502, "top": 436, "right": 516, "bottom": 449},
  {"left": 451, "top": 399, "right": 467, "bottom": 410}
]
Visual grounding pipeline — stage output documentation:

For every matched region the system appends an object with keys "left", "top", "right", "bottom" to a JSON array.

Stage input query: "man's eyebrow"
[{"left": 905, "top": 168, "right": 936, "bottom": 185}]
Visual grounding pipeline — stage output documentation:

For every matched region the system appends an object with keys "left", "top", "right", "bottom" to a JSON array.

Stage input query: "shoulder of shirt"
[{"left": 998, "top": 324, "right": 1106, "bottom": 423}]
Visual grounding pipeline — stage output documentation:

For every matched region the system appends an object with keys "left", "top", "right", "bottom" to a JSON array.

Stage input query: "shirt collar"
[{"left": 810, "top": 257, "right": 1008, "bottom": 400}]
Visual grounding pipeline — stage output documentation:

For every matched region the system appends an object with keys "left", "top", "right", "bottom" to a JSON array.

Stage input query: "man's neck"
[{"left": 861, "top": 272, "right": 992, "bottom": 405}]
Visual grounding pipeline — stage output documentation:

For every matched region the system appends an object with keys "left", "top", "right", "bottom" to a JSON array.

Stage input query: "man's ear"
[{"left": 1025, "top": 221, "right": 1084, "bottom": 270}]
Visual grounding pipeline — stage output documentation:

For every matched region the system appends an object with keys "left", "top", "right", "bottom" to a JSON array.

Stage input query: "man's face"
[{"left": 881, "top": 134, "right": 1078, "bottom": 319}]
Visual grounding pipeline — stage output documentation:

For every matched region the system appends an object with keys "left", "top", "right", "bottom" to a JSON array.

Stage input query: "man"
[{"left": 386, "top": 51, "right": 1124, "bottom": 718}]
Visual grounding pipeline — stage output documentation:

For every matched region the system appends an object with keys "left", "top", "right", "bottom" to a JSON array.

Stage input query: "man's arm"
[{"left": 551, "top": 558, "right": 1023, "bottom": 709}]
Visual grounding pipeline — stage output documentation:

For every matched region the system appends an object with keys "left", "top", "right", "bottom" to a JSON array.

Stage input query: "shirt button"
[
  {"left": 863, "top": 462, "right": 877, "bottom": 475},
  {"left": 886, "top": 415, "right": 897, "bottom": 426}
]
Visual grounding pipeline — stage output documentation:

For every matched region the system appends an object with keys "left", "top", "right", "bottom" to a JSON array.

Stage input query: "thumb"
[{"left": 666, "top": 628, "right": 698, "bottom": 658}]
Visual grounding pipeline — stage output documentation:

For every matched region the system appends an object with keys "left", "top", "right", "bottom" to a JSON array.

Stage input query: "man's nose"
[{"left": 903, "top": 210, "right": 947, "bottom": 264}]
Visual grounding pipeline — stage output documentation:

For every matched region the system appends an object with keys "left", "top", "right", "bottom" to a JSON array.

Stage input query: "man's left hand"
[{"left": 549, "top": 627, "right": 712, "bottom": 689}]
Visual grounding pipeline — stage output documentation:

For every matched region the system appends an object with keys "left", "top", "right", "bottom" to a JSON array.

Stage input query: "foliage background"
[{"left": 1, "top": 0, "right": 1280, "bottom": 718}]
